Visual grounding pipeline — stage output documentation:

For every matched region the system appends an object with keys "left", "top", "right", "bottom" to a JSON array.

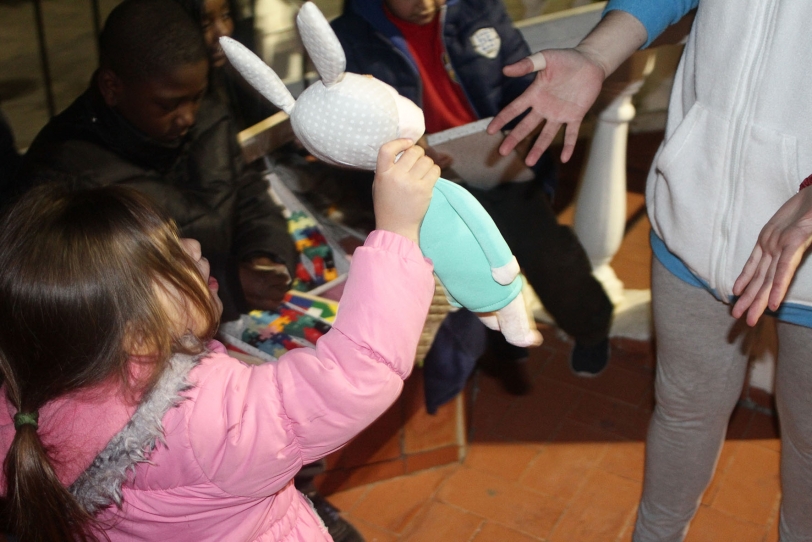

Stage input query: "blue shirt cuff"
[{"left": 603, "top": 0, "right": 698, "bottom": 48}]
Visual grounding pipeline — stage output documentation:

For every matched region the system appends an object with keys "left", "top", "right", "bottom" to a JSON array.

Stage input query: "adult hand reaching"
[
  {"left": 487, "top": 48, "right": 606, "bottom": 166},
  {"left": 732, "top": 186, "right": 812, "bottom": 326},
  {"left": 487, "top": 10, "right": 648, "bottom": 166}
]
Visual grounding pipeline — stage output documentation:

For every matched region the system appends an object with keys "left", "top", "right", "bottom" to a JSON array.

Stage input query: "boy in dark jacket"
[
  {"left": 332, "top": 0, "right": 615, "bottom": 379},
  {"left": 16, "top": 0, "right": 296, "bottom": 322}
]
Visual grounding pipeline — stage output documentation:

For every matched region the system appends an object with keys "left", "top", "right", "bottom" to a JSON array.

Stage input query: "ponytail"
[
  {"left": 0, "top": 185, "right": 218, "bottom": 540},
  {"left": 3, "top": 418, "right": 101, "bottom": 541}
]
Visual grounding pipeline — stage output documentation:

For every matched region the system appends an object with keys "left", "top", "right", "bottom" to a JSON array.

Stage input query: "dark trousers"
[
  {"left": 293, "top": 459, "right": 326, "bottom": 494},
  {"left": 463, "top": 175, "right": 614, "bottom": 348},
  {"left": 423, "top": 171, "right": 614, "bottom": 409},
  {"left": 288, "top": 151, "right": 613, "bottom": 346}
]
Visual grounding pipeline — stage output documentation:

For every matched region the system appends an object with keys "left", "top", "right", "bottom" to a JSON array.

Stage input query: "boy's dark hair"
[{"left": 99, "top": 0, "right": 208, "bottom": 81}]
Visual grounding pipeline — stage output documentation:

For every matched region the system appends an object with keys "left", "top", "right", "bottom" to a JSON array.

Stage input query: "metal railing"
[{"left": 30, "top": 0, "right": 103, "bottom": 118}]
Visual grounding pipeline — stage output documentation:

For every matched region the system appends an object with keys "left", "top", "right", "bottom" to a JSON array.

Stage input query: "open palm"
[{"left": 488, "top": 48, "right": 605, "bottom": 166}]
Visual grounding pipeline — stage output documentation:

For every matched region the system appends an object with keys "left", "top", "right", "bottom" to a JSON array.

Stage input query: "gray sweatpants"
[{"left": 633, "top": 259, "right": 812, "bottom": 541}]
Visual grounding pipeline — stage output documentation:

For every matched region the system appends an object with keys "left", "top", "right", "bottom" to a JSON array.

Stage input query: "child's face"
[
  {"left": 384, "top": 0, "right": 446, "bottom": 25},
  {"left": 99, "top": 60, "right": 209, "bottom": 144},
  {"left": 180, "top": 238, "right": 223, "bottom": 324},
  {"left": 124, "top": 237, "right": 221, "bottom": 358},
  {"left": 201, "top": 0, "right": 234, "bottom": 68},
  {"left": 154, "top": 239, "right": 223, "bottom": 343}
]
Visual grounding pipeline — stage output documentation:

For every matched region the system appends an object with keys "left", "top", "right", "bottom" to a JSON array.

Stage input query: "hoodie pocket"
[
  {"left": 649, "top": 102, "right": 729, "bottom": 285},
  {"left": 731, "top": 124, "right": 798, "bottom": 271}
]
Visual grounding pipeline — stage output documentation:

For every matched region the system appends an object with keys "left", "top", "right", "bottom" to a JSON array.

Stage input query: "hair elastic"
[
  {"left": 13, "top": 412, "right": 39, "bottom": 430},
  {"left": 800, "top": 173, "right": 812, "bottom": 192}
]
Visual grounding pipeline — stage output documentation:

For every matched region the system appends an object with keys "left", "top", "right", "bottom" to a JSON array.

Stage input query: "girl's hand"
[
  {"left": 373, "top": 139, "right": 440, "bottom": 244},
  {"left": 417, "top": 136, "right": 453, "bottom": 170},
  {"left": 732, "top": 187, "right": 812, "bottom": 325}
]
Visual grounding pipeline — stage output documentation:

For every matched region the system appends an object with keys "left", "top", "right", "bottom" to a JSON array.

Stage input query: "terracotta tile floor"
[{"left": 326, "top": 133, "right": 783, "bottom": 542}]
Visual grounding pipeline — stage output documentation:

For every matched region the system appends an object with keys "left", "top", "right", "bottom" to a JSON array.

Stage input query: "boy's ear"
[{"left": 97, "top": 68, "right": 124, "bottom": 107}]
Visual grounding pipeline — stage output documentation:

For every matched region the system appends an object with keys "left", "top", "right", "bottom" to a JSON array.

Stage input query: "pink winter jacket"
[{"left": 0, "top": 231, "right": 434, "bottom": 541}]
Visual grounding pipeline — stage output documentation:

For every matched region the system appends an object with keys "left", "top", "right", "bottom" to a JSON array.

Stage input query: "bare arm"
[{"left": 487, "top": 10, "right": 647, "bottom": 165}]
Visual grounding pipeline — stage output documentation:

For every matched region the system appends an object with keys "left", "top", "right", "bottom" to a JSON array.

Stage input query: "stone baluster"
[
  {"left": 516, "top": 6, "right": 656, "bottom": 338},
  {"left": 569, "top": 51, "right": 655, "bottom": 337}
]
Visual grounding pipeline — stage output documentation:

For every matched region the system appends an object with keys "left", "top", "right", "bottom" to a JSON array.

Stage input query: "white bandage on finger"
[{"left": 529, "top": 52, "right": 547, "bottom": 72}]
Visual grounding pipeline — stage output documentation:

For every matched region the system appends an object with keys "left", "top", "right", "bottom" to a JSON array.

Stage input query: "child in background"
[
  {"left": 176, "top": 0, "right": 277, "bottom": 130},
  {"left": 15, "top": 0, "right": 295, "bottom": 323},
  {"left": 331, "top": 0, "right": 615, "bottom": 384},
  {"left": 0, "top": 139, "right": 438, "bottom": 541}
]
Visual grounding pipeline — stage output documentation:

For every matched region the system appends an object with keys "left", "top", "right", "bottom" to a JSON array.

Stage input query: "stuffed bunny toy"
[{"left": 220, "top": 2, "right": 541, "bottom": 347}]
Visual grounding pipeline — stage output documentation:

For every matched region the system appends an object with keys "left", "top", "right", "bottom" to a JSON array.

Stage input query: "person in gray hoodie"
[{"left": 490, "top": 1, "right": 812, "bottom": 540}]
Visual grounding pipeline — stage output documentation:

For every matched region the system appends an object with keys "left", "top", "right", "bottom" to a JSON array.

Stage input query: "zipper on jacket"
[
  {"left": 373, "top": 31, "right": 425, "bottom": 108},
  {"left": 437, "top": 4, "right": 481, "bottom": 118},
  {"left": 712, "top": 0, "right": 777, "bottom": 296}
]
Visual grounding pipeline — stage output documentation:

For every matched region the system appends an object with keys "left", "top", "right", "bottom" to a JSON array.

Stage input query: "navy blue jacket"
[{"left": 331, "top": 0, "right": 535, "bottom": 120}]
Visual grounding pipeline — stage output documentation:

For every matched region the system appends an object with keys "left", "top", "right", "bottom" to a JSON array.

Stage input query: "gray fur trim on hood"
[{"left": 69, "top": 352, "right": 202, "bottom": 514}]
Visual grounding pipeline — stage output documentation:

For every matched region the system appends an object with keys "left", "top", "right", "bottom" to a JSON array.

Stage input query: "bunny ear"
[
  {"left": 296, "top": 2, "right": 346, "bottom": 87},
  {"left": 219, "top": 36, "right": 296, "bottom": 114}
]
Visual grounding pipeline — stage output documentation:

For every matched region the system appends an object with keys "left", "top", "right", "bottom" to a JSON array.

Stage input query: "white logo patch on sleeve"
[{"left": 470, "top": 27, "right": 501, "bottom": 59}]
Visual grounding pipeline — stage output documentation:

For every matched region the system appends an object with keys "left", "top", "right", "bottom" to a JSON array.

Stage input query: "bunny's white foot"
[
  {"left": 491, "top": 256, "right": 520, "bottom": 285},
  {"left": 478, "top": 312, "right": 500, "bottom": 331},
  {"left": 496, "top": 294, "right": 542, "bottom": 347}
]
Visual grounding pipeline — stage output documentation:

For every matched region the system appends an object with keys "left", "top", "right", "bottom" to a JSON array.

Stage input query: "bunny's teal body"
[{"left": 421, "top": 179, "right": 522, "bottom": 311}]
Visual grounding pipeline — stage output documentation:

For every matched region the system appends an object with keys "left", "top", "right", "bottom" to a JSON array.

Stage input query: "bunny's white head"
[{"left": 220, "top": 2, "right": 424, "bottom": 170}]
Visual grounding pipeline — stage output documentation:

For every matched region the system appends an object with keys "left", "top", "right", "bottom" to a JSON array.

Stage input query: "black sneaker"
[
  {"left": 570, "top": 338, "right": 611, "bottom": 377},
  {"left": 307, "top": 492, "right": 365, "bottom": 542},
  {"left": 479, "top": 354, "right": 533, "bottom": 395}
]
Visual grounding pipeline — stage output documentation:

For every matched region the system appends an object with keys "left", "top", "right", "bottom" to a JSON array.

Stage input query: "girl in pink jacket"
[{"left": 0, "top": 140, "right": 439, "bottom": 542}]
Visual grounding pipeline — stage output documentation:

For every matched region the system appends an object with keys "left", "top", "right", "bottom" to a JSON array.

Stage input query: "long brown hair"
[{"left": 0, "top": 184, "right": 219, "bottom": 541}]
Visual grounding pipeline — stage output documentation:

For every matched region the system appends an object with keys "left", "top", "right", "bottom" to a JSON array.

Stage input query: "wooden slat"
[
  {"left": 516, "top": 2, "right": 605, "bottom": 51},
  {"left": 237, "top": 110, "right": 294, "bottom": 163}
]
